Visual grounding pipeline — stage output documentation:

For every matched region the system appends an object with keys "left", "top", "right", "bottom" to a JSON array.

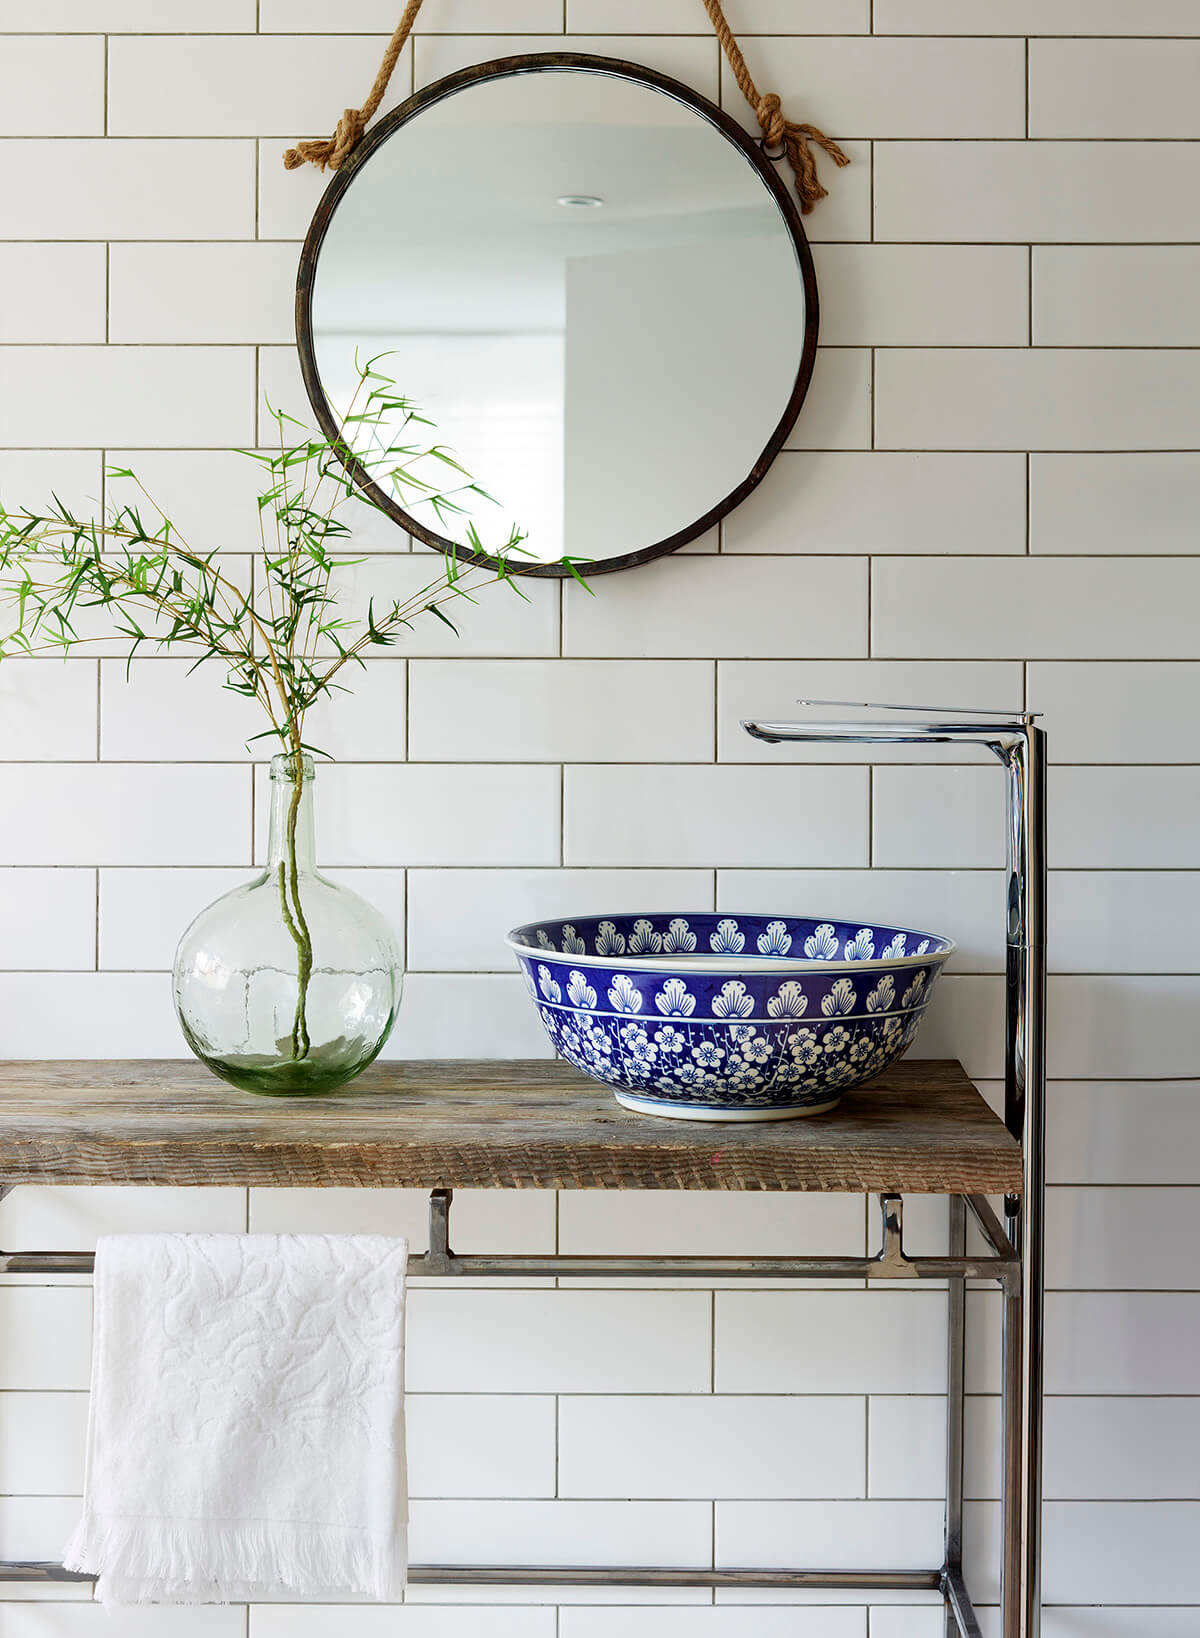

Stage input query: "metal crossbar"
[{"left": 0, "top": 1190, "right": 1019, "bottom": 1285}]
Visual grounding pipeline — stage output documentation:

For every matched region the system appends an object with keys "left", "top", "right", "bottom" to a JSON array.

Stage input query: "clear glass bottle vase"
[{"left": 173, "top": 752, "right": 402, "bottom": 1095}]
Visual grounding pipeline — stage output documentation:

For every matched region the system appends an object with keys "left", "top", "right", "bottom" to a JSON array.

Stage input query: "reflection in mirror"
[{"left": 303, "top": 59, "right": 815, "bottom": 574}]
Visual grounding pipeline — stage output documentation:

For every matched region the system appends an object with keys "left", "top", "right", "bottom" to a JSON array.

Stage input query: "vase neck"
[{"left": 266, "top": 752, "right": 317, "bottom": 874}]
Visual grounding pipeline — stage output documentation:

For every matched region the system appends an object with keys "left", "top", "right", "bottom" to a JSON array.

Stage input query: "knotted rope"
[
  {"left": 283, "top": 0, "right": 848, "bottom": 212},
  {"left": 283, "top": 0, "right": 426, "bottom": 172},
  {"left": 700, "top": 0, "right": 849, "bottom": 213}
]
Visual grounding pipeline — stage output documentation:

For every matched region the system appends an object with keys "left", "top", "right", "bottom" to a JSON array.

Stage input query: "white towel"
[{"left": 64, "top": 1232, "right": 408, "bottom": 1605}]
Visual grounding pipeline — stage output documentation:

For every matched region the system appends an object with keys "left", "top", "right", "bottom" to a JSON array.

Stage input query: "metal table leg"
[
  {"left": 1002, "top": 1251, "right": 1026, "bottom": 1638},
  {"left": 946, "top": 1193, "right": 967, "bottom": 1638}
]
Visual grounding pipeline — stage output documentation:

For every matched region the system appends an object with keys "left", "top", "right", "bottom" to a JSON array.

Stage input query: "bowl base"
[{"left": 613, "top": 1091, "right": 842, "bottom": 1123}]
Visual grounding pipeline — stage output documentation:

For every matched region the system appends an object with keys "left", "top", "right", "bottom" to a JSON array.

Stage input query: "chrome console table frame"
[{"left": 0, "top": 706, "right": 1045, "bottom": 1638}]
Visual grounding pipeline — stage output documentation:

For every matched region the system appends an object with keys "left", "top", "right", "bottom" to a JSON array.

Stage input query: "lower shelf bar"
[
  {"left": 408, "top": 1567, "right": 946, "bottom": 1590},
  {"left": 0, "top": 1561, "right": 944, "bottom": 1591},
  {"left": 0, "top": 1251, "right": 1013, "bottom": 1282}
]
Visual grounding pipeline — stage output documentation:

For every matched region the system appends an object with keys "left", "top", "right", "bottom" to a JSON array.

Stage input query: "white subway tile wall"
[
  {"left": 0, "top": 2, "right": 1190, "bottom": 1631},
  {"left": 0, "top": 246, "right": 108, "bottom": 344}
]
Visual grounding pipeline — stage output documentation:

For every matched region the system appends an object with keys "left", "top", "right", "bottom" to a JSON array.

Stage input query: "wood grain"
[{"left": 0, "top": 1059, "right": 1021, "bottom": 1194}]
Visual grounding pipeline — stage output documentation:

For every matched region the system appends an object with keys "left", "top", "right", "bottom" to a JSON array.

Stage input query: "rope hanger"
[
  {"left": 283, "top": 0, "right": 849, "bottom": 214},
  {"left": 283, "top": 0, "right": 425, "bottom": 174},
  {"left": 698, "top": 0, "right": 849, "bottom": 212}
]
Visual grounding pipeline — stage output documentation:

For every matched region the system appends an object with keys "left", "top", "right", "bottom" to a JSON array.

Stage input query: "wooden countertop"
[{"left": 0, "top": 1058, "right": 1021, "bottom": 1194}]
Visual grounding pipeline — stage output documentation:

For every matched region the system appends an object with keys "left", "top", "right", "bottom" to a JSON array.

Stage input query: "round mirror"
[{"left": 297, "top": 54, "right": 818, "bottom": 576}]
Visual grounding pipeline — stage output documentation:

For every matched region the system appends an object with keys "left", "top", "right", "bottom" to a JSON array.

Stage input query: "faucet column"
[{"left": 1003, "top": 726, "right": 1046, "bottom": 1638}]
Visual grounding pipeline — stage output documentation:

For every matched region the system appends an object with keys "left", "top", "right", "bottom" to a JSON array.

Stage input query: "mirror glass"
[{"left": 300, "top": 58, "right": 816, "bottom": 575}]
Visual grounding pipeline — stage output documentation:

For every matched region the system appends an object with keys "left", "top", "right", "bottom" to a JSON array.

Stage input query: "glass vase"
[{"left": 173, "top": 752, "right": 402, "bottom": 1096}]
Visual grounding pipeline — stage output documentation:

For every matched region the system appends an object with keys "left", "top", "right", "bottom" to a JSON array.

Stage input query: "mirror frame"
[{"left": 295, "top": 52, "right": 820, "bottom": 578}]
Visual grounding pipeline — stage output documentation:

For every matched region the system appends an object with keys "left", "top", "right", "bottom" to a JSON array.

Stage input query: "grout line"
[
  {"left": 868, "top": 137, "right": 875, "bottom": 241},
  {"left": 865, "top": 555, "right": 873, "bottom": 655},
  {"left": 36, "top": 964, "right": 1200, "bottom": 979},
  {"left": 711, "top": 659, "right": 718, "bottom": 764},
  {"left": 400, "top": 857, "right": 409, "bottom": 974},
  {"left": 11, "top": 237, "right": 1200, "bottom": 249},
  {"left": 8, "top": 444, "right": 1200, "bottom": 457},
  {"left": 33, "top": 1486, "right": 1200, "bottom": 1505},
  {"left": 710, "top": 1289, "right": 716, "bottom": 1396},
  {"left": 252, "top": 345, "right": 261, "bottom": 447},
  {"left": 867, "top": 765, "right": 875, "bottom": 868},
  {"left": 12, "top": 341, "right": 1200, "bottom": 353},
  {"left": 10, "top": 653, "right": 1200, "bottom": 674},
  {"left": 403, "top": 656, "right": 410, "bottom": 763},
  {"left": 8, "top": 238, "right": 1200, "bottom": 248},
  {"left": 9, "top": 754, "right": 1200, "bottom": 769},
  {"left": 868, "top": 348, "right": 876, "bottom": 450},
  {"left": 12, "top": 133, "right": 1200, "bottom": 144},
  {"left": 10, "top": 27, "right": 1195, "bottom": 35}
]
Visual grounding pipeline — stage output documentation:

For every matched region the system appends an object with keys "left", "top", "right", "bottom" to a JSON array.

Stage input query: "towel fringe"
[{"left": 64, "top": 1512, "right": 408, "bottom": 1604}]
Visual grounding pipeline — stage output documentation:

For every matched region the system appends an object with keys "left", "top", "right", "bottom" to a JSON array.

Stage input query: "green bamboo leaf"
[{"left": 0, "top": 357, "right": 584, "bottom": 769}]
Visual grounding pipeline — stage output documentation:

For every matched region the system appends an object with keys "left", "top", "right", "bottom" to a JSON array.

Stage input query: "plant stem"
[{"left": 277, "top": 745, "right": 313, "bottom": 1061}]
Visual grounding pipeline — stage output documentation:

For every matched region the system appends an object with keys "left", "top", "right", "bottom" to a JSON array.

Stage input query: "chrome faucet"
[{"left": 743, "top": 701, "right": 1046, "bottom": 1638}]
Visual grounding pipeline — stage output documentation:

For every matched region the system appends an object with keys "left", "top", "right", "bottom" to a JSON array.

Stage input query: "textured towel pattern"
[{"left": 64, "top": 1233, "right": 408, "bottom": 1604}]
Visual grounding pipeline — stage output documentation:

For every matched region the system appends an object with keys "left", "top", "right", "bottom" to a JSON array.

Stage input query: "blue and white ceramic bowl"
[{"left": 508, "top": 913, "right": 954, "bottom": 1121}]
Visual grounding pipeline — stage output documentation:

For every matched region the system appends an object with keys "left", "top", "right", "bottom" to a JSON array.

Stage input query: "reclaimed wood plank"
[{"left": 0, "top": 1059, "right": 1021, "bottom": 1194}]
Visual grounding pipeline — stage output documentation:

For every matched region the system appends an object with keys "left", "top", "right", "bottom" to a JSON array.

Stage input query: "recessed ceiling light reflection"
[{"left": 556, "top": 194, "right": 605, "bottom": 209}]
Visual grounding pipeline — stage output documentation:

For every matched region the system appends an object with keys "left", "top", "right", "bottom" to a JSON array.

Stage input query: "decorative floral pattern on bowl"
[{"left": 507, "top": 912, "right": 954, "bottom": 1122}]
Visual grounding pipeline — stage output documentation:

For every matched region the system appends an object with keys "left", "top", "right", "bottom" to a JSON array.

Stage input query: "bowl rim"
[{"left": 506, "top": 910, "right": 957, "bottom": 973}]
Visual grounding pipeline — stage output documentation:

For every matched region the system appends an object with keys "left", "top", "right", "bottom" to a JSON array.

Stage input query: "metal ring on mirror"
[{"left": 296, "top": 53, "right": 819, "bottom": 578}]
